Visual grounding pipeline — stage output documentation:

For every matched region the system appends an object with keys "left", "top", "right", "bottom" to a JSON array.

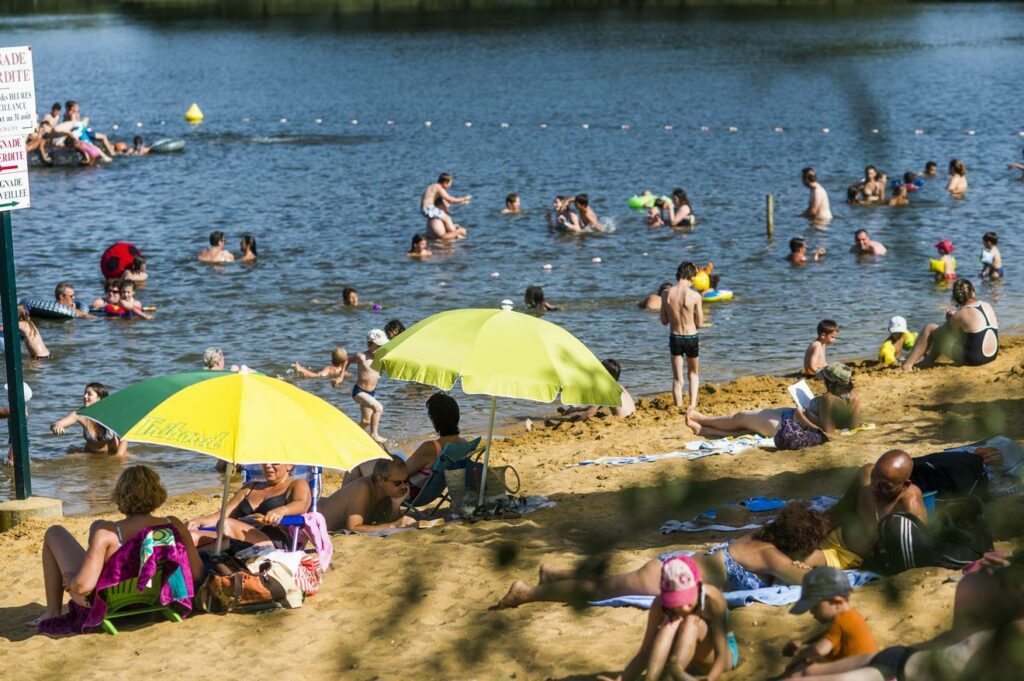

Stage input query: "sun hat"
[
  {"left": 935, "top": 239, "right": 954, "bottom": 254},
  {"left": 660, "top": 554, "right": 701, "bottom": 609},
  {"left": 367, "top": 329, "right": 388, "bottom": 346},
  {"left": 821, "top": 363, "right": 852, "bottom": 386},
  {"left": 790, "top": 567, "right": 852, "bottom": 614},
  {"left": 887, "top": 316, "right": 908, "bottom": 334}
]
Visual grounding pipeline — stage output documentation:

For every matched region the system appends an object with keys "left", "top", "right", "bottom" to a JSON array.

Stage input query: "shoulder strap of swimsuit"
[
  {"left": 965, "top": 303, "right": 994, "bottom": 329},
  {"left": 433, "top": 440, "right": 442, "bottom": 456}
]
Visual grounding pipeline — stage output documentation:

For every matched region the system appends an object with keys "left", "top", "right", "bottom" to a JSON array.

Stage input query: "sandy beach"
[{"left": 2, "top": 337, "right": 1023, "bottom": 680}]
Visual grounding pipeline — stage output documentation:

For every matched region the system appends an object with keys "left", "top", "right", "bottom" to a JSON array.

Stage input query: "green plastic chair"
[{"left": 97, "top": 567, "right": 183, "bottom": 635}]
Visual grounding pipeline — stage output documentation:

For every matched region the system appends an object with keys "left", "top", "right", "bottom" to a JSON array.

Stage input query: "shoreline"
[{"left": 3, "top": 334, "right": 1023, "bottom": 677}]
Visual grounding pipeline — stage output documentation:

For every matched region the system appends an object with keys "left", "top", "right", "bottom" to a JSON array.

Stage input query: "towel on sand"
[
  {"left": 579, "top": 435, "right": 776, "bottom": 467},
  {"left": 659, "top": 496, "right": 838, "bottom": 534},
  {"left": 589, "top": 570, "right": 879, "bottom": 610}
]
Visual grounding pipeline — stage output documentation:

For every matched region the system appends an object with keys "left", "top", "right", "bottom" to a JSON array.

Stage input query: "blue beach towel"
[
  {"left": 589, "top": 570, "right": 879, "bottom": 610},
  {"left": 659, "top": 496, "right": 838, "bottom": 534}
]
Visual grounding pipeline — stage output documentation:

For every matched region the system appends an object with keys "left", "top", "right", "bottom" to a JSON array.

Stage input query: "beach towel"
[
  {"left": 659, "top": 496, "right": 839, "bottom": 534},
  {"left": 301, "top": 512, "right": 333, "bottom": 572},
  {"left": 38, "top": 525, "right": 194, "bottom": 635},
  {"left": 589, "top": 570, "right": 879, "bottom": 610},
  {"left": 578, "top": 435, "right": 776, "bottom": 467},
  {"left": 333, "top": 495, "right": 557, "bottom": 537}
]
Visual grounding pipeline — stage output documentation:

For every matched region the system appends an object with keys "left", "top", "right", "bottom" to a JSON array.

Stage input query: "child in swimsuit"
[
  {"left": 352, "top": 329, "right": 388, "bottom": 444},
  {"left": 600, "top": 555, "right": 738, "bottom": 681},
  {"left": 980, "top": 232, "right": 1003, "bottom": 280},
  {"left": 292, "top": 346, "right": 349, "bottom": 382},
  {"left": 934, "top": 240, "right": 957, "bottom": 281}
]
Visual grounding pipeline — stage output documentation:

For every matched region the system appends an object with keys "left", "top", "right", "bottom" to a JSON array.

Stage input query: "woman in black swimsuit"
[
  {"left": 188, "top": 463, "right": 311, "bottom": 549},
  {"left": 902, "top": 278, "right": 999, "bottom": 371}
]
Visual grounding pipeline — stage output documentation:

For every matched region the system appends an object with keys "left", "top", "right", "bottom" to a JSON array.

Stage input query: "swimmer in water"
[
  {"left": 524, "top": 285, "right": 559, "bottom": 312},
  {"left": 421, "top": 173, "right": 470, "bottom": 238},
  {"left": 667, "top": 188, "right": 696, "bottom": 227},
  {"left": 501, "top": 193, "right": 521, "bottom": 214},
  {"left": 342, "top": 287, "right": 360, "bottom": 307},
  {"left": 198, "top": 231, "right": 235, "bottom": 263},
  {"left": 131, "top": 135, "right": 150, "bottom": 156},
  {"left": 639, "top": 282, "right": 672, "bottom": 311},
  {"left": 50, "top": 383, "right": 129, "bottom": 456},
  {"left": 406, "top": 234, "right": 433, "bottom": 259},
  {"left": 121, "top": 255, "right": 148, "bottom": 284},
  {"left": 851, "top": 229, "right": 887, "bottom": 256},
  {"left": 947, "top": 158, "right": 968, "bottom": 197},
  {"left": 980, "top": 232, "right": 1003, "bottom": 280},
  {"left": 888, "top": 184, "right": 909, "bottom": 206},
  {"left": 1008, "top": 148, "right": 1024, "bottom": 181},
  {"left": 934, "top": 240, "right": 957, "bottom": 281},
  {"left": 921, "top": 160, "right": 938, "bottom": 178},
  {"left": 119, "top": 281, "right": 153, "bottom": 319},
  {"left": 352, "top": 329, "right": 388, "bottom": 444},
  {"left": 1, "top": 305, "right": 50, "bottom": 359},
  {"left": 788, "top": 237, "right": 825, "bottom": 265},
  {"left": 547, "top": 195, "right": 575, "bottom": 231},
  {"left": 293, "top": 346, "right": 350, "bottom": 382},
  {"left": 571, "top": 194, "right": 604, "bottom": 232},
  {"left": 647, "top": 197, "right": 668, "bottom": 227},
  {"left": 801, "top": 167, "right": 833, "bottom": 223},
  {"left": 238, "top": 234, "right": 258, "bottom": 263},
  {"left": 384, "top": 319, "right": 405, "bottom": 340},
  {"left": 90, "top": 279, "right": 123, "bottom": 311}
]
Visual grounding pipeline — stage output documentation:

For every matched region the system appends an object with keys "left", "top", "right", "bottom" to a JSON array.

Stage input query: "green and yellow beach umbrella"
[
  {"left": 80, "top": 370, "right": 385, "bottom": 552},
  {"left": 373, "top": 305, "right": 622, "bottom": 505}
]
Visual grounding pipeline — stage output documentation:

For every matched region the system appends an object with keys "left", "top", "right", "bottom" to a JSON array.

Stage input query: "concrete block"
[{"left": 0, "top": 497, "right": 63, "bottom": 531}]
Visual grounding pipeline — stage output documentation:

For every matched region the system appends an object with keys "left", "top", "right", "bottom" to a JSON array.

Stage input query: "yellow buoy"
[{"left": 184, "top": 103, "right": 204, "bottom": 123}]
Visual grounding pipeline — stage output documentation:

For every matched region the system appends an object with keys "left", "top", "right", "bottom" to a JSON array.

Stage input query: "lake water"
[{"left": 3, "top": 3, "right": 1024, "bottom": 512}]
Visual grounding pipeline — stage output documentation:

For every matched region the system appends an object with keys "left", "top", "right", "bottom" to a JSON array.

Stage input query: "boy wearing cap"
[
  {"left": 803, "top": 320, "right": 839, "bottom": 376},
  {"left": 352, "top": 329, "right": 388, "bottom": 444},
  {"left": 878, "top": 317, "right": 917, "bottom": 367},
  {"left": 599, "top": 555, "right": 737, "bottom": 681},
  {"left": 780, "top": 567, "right": 877, "bottom": 677}
]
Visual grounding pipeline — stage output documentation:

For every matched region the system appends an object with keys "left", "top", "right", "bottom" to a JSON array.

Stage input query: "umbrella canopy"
[
  {"left": 373, "top": 307, "right": 621, "bottom": 506},
  {"left": 373, "top": 308, "right": 622, "bottom": 407},
  {"left": 80, "top": 371, "right": 386, "bottom": 554},
  {"left": 79, "top": 370, "right": 383, "bottom": 470}
]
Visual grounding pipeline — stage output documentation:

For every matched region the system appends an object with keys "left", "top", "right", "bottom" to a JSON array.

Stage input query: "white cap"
[
  {"left": 4, "top": 382, "right": 32, "bottom": 402},
  {"left": 888, "top": 316, "right": 908, "bottom": 334},
  {"left": 367, "top": 329, "right": 388, "bottom": 346},
  {"left": 500, "top": 299, "right": 514, "bottom": 311}
]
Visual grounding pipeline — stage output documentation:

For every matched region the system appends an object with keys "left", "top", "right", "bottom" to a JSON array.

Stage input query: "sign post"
[{"left": 0, "top": 45, "right": 36, "bottom": 500}]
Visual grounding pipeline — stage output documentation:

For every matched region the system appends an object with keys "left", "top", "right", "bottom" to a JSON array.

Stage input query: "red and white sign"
[
  {"left": 0, "top": 45, "right": 35, "bottom": 137},
  {"left": 0, "top": 136, "right": 30, "bottom": 210}
]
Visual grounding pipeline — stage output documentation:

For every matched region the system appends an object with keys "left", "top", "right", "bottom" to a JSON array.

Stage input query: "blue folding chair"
[{"left": 404, "top": 437, "right": 482, "bottom": 519}]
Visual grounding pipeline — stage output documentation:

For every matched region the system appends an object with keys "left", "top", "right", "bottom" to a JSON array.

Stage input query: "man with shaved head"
[{"left": 818, "top": 450, "right": 927, "bottom": 569}]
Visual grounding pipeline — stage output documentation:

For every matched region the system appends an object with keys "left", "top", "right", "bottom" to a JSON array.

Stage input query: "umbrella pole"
[
  {"left": 212, "top": 463, "right": 234, "bottom": 555},
  {"left": 477, "top": 396, "right": 497, "bottom": 508}
]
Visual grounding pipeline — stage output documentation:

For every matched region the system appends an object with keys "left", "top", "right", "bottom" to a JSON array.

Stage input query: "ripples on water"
[{"left": 2, "top": 4, "right": 1024, "bottom": 511}]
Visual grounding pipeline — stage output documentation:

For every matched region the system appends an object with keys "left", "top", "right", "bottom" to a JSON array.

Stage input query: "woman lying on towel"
[
  {"left": 188, "top": 463, "right": 311, "bottom": 549},
  {"left": 34, "top": 465, "right": 204, "bottom": 629},
  {"left": 685, "top": 364, "right": 860, "bottom": 450},
  {"left": 493, "top": 501, "right": 831, "bottom": 609}
]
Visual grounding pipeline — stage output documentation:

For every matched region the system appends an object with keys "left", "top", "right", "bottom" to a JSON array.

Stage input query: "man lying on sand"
[
  {"left": 821, "top": 449, "right": 926, "bottom": 569},
  {"left": 320, "top": 456, "right": 417, "bottom": 533}
]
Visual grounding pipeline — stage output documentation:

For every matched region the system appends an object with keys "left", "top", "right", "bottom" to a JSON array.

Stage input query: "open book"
[{"left": 788, "top": 380, "right": 814, "bottom": 410}]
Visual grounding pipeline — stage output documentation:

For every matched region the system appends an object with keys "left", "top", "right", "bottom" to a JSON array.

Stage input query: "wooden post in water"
[{"left": 766, "top": 193, "right": 774, "bottom": 238}]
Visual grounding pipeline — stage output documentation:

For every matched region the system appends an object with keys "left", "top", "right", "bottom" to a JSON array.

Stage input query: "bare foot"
[
  {"left": 684, "top": 409, "right": 703, "bottom": 436},
  {"left": 523, "top": 418, "right": 533, "bottom": 432},
  {"left": 490, "top": 580, "right": 531, "bottom": 610},
  {"left": 371, "top": 434, "right": 388, "bottom": 445}
]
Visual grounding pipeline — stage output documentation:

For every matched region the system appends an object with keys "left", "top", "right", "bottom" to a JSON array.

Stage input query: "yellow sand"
[{"left": 3, "top": 338, "right": 1024, "bottom": 679}]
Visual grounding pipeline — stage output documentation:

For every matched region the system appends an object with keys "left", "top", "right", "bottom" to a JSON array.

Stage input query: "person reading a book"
[{"left": 685, "top": 364, "right": 860, "bottom": 450}]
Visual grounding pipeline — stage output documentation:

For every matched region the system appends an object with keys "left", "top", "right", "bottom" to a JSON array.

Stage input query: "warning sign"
[
  {"left": 0, "top": 135, "right": 30, "bottom": 210},
  {"left": 0, "top": 46, "right": 35, "bottom": 137}
]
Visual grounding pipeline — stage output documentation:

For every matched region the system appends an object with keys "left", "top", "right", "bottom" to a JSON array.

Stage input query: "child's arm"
[
  {"left": 659, "top": 291, "right": 670, "bottom": 326},
  {"left": 694, "top": 294, "right": 704, "bottom": 331},
  {"left": 292, "top": 363, "right": 320, "bottom": 378},
  {"left": 802, "top": 341, "right": 821, "bottom": 375},
  {"left": 789, "top": 635, "right": 834, "bottom": 666},
  {"left": 703, "top": 594, "right": 732, "bottom": 681}
]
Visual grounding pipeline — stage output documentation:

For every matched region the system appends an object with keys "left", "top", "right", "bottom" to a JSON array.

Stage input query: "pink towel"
[{"left": 301, "top": 512, "right": 333, "bottom": 572}]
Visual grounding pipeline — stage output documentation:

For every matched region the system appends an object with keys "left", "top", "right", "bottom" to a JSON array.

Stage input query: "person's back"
[
  {"left": 663, "top": 282, "right": 700, "bottom": 335},
  {"left": 955, "top": 300, "right": 998, "bottom": 333}
]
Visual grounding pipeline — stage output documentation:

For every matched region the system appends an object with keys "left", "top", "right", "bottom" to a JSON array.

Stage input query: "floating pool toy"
[
  {"left": 20, "top": 296, "right": 87, "bottom": 320},
  {"left": 149, "top": 138, "right": 186, "bottom": 153},
  {"left": 184, "top": 102, "right": 204, "bottom": 123},
  {"left": 878, "top": 332, "right": 917, "bottom": 366},
  {"left": 98, "top": 304, "right": 134, "bottom": 318},
  {"left": 702, "top": 289, "right": 734, "bottom": 303},
  {"left": 100, "top": 242, "right": 142, "bottom": 279},
  {"left": 692, "top": 263, "right": 714, "bottom": 292},
  {"left": 627, "top": 194, "right": 670, "bottom": 210},
  {"left": 929, "top": 257, "right": 956, "bottom": 275}
]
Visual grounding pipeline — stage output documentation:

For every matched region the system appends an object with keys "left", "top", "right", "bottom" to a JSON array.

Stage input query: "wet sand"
[{"left": 2, "top": 338, "right": 1024, "bottom": 679}]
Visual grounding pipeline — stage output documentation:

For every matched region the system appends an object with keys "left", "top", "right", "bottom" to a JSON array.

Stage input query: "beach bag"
[
  {"left": 295, "top": 554, "right": 323, "bottom": 596},
  {"left": 196, "top": 554, "right": 293, "bottom": 614},
  {"left": 773, "top": 418, "right": 828, "bottom": 451}
]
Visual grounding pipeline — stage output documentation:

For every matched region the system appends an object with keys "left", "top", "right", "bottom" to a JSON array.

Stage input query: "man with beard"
[{"left": 819, "top": 450, "right": 927, "bottom": 569}]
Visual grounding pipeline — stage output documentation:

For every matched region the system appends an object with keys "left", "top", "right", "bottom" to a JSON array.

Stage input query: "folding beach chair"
[
  {"left": 98, "top": 565, "right": 183, "bottom": 635},
  {"left": 404, "top": 437, "right": 482, "bottom": 519},
  {"left": 240, "top": 465, "right": 322, "bottom": 551}
]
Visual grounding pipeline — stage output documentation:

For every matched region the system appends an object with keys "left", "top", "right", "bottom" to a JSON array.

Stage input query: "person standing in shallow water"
[
  {"left": 801, "top": 167, "right": 833, "bottom": 223},
  {"left": 662, "top": 262, "right": 703, "bottom": 410}
]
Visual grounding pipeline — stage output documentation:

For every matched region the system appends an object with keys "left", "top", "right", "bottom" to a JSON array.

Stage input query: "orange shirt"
[{"left": 824, "top": 609, "right": 878, "bottom": 660}]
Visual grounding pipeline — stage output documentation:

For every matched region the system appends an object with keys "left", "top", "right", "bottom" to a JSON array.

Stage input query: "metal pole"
[
  {"left": 212, "top": 463, "right": 234, "bottom": 555},
  {"left": 0, "top": 210, "right": 31, "bottom": 499},
  {"left": 477, "top": 396, "right": 497, "bottom": 508},
  {"left": 766, "top": 193, "right": 774, "bottom": 238}
]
